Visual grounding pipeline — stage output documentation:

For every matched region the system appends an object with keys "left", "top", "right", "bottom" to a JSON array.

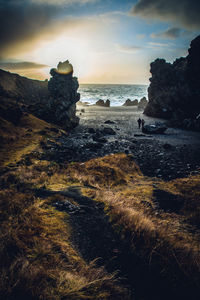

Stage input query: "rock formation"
[
  {"left": 96, "top": 99, "right": 110, "bottom": 107},
  {"left": 144, "top": 35, "right": 200, "bottom": 130},
  {"left": 138, "top": 97, "right": 148, "bottom": 110},
  {"left": 48, "top": 60, "right": 80, "bottom": 129},
  {"left": 123, "top": 99, "right": 138, "bottom": 106},
  {"left": 0, "top": 60, "right": 80, "bottom": 129}
]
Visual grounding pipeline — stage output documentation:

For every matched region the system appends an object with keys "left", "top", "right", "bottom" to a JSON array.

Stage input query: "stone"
[
  {"left": 84, "top": 142, "right": 103, "bottom": 151},
  {"left": 92, "top": 135, "right": 107, "bottom": 143},
  {"left": 163, "top": 143, "right": 172, "bottom": 150},
  {"left": 142, "top": 123, "right": 167, "bottom": 134},
  {"left": 88, "top": 127, "right": 96, "bottom": 134},
  {"left": 104, "top": 120, "right": 115, "bottom": 124},
  {"left": 102, "top": 127, "right": 116, "bottom": 135}
]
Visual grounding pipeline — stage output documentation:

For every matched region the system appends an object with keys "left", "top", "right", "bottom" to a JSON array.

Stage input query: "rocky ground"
[{"left": 40, "top": 104, "right": 200, "bottom": 181}]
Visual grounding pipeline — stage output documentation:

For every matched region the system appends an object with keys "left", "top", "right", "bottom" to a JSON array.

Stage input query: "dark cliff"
[
  {"left": 0, "top": 60, "right": 80, "bottom": 130},
  {"left": 144, "top": 35, "right": 200, "bottom": 130}
]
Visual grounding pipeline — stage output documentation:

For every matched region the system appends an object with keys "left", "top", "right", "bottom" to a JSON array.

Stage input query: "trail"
[{"left": 46, "top": 185, "right": 190, "bottom": 300}]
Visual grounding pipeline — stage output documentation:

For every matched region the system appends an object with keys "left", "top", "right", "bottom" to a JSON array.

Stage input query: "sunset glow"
[{"left": 0, "top": 1, "right": 199, "bottom": 83}]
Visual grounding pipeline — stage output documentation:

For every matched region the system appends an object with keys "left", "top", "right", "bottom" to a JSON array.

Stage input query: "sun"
[{"left": 22, "top": 33, "right": 95, "bottom": 80}]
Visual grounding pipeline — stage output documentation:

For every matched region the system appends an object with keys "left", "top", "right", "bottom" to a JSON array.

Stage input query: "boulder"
[
  {"left": 104, "top": 120, "right": 115, "bottom": 124},
  {"left": 102, "top": 127, "right": 116, "bottom": 135},
  {"left": 142, "top": 122, "right": 167, "bottom": 134}
]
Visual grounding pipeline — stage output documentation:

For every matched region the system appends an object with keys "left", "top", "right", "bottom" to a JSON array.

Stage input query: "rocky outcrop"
[
  {"left": 138, "top": 97, "right": 148, "bottom": 110},
  {"left": 144, "top": 35, "right": 200, "bottom": 130},
  {"left": 48, "top": 61, "right": 80, "bottom": 129},
  {"left": 96, "top": 99, "right": 110, "bottom": 107},
  {"left": 0, "top": 60, "right": 80, "bottom": 129},
  {"left": 123, "top": 99, "right": 138, "bottom": 106}
]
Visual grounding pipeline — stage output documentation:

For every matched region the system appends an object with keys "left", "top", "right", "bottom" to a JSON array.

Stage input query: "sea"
[{"left": 78, "top": 84, "right": 148, "bottom": 106}]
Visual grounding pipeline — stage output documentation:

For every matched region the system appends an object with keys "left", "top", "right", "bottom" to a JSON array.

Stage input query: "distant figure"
[
  {"left": 141, "top": 119, "right": 145, "bottom": 128},
  {"left": 137, "top": 118, "right": 142, "bottom": 129}
]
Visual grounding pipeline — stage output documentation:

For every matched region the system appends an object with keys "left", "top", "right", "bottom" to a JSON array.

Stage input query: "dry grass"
[
  {"left": 0, "top": 190, "right": 128, "bottom": 300},
  {"left": 0, "top": 118, "right": 129, "bottom": 299},
  {"left": 65, "top": 154, "right": 200, "bottom": 291}
]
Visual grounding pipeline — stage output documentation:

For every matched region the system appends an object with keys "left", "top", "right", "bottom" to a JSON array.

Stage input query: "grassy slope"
[
  {"left": 0, "top": 114, "right": 128, "bottom": 300},
  {"left": 1, "top": 112, "right": 200, "bottom": 299}
]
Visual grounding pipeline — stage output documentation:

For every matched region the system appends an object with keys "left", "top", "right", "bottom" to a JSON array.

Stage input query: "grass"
[
  {"left": 0, "top": 189, "right": 127, "bottom": 300},
  {"left": 1, "top": 109, "right": 200, "bottom": 299},
  {"left": 0, "top": 114, "right": 129, "bottom": 299},
  {"left": 64, "top": 154, "right": 200, "bottom": 297}
]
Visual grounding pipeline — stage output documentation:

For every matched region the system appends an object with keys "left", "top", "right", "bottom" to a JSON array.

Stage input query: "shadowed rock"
[
  {"left": 48, "top": 60, "right": 80, "bottom": 129},
  {"left": 144, "top": 35, "right": 200, "bottom": 131}
]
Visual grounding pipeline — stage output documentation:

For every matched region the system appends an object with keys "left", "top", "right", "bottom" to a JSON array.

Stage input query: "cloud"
[
  {"left": 0, "top": 61, "right": 48, "bottom": 71},
  {"left": 130, "top": 0, "right": 200, "bottom": 30},
  {"left": 0, "top": 0, "right": 98, "bottom": 59},
  {"left": 31, "top": 0, "right": 97, "bottom": 4},
  {"left": 116, "top": 44, "right": 142, "bottom": 53},
  {"left": 151, "top": 27, "right": 182, "bottom": 39},
  {"left": 147, "top": 42, "right": 172, "bottom": 50},
  {"left": 0, "top": 1, "right": 58, "bottom": 58}
]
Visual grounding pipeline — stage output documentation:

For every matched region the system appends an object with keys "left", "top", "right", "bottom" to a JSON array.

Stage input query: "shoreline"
[{"left": 68, "top": 104, "right": 200, "bottom": 180}]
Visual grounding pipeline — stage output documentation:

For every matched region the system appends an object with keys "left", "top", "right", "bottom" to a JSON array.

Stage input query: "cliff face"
[
  {"left": 144, "top": 35, "right": 200, "bottom": 130},
  {"left": 0, "top": 61, "right": 80, "bottom": 129}
]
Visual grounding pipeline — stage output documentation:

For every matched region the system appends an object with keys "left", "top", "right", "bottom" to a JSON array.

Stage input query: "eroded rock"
[
  {"left": 48, "top": 61, "right": 80, "bottom": 129},
  {"left": 144, "top": 35, "right": 200, "bottom": 131}
]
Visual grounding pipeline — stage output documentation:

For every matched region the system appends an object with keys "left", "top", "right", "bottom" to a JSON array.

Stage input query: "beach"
[{"left": 66, "top": 103, "right": 200, "bottom": 180}]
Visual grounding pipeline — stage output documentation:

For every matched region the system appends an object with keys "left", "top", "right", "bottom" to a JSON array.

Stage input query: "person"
[
  {"left": 137, "top": 118, "right": 142, "bottom": 129},
  {"left": 141, "top": 119, "right": 145, "bottom": 128}
]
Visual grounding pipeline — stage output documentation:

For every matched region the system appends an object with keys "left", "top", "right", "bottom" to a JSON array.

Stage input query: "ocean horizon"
[{"left": 79, "top": 83, "right": 148, "bottom": 106}]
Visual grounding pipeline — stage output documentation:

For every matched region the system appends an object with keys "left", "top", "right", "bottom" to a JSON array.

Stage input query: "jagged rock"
[
  {"left": 138, "top": 97, "right": 148, "bottom": 109},
  {"left": 48, "top": 61, "right": 80, "bottom": 129},
  {"left": 96, "top": 99, "right": 110, "bottom": 107},
  {"left": 144, "top": 35, "right": 200, "bottom": 131},
  {"left": 123, "top": 99, "right": 138, "bottom": 106}
]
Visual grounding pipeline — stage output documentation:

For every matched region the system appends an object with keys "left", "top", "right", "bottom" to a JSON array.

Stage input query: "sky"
[{"left": 0, "top": 0, "right": 199, "bottom": 84}]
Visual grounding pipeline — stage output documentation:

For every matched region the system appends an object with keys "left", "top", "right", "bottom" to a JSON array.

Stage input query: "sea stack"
[
  {"left": 144, "top": 35, "right": 200, "bottom": 130},
  {"left": 48, "top": 60, "right": 80, "bottom": 129}
]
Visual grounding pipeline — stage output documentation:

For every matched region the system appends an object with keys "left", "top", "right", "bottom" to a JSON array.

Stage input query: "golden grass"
[
  {"left": 0, "top": 190, "right": 128, "bottom": 299},
  {"left": 65, "top": 154, "right": 200, "bottom": 288}
]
